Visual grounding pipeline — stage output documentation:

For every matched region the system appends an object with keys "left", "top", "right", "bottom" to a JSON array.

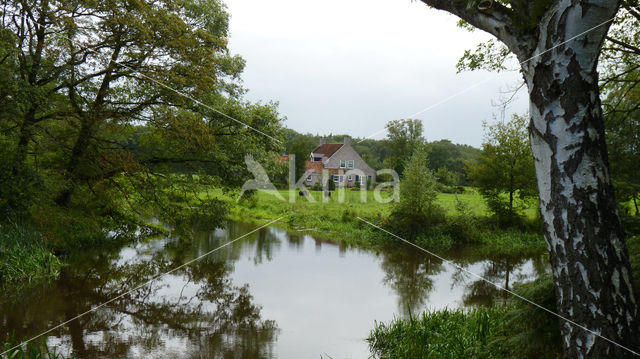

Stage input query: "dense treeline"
[
  {"left": 282, "top": 126, "right": 481, "bottom": 186},
  {"left": 0, "top": 0, "right": 284, "bottom": 284}
]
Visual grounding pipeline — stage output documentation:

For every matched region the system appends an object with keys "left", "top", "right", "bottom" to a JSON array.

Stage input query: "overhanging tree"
[
  {"left": 0, "top": 0, "right": 284, "bottom": 223},
  {"left": 416, "top": 0, "right": 639, "bottom": 357}
]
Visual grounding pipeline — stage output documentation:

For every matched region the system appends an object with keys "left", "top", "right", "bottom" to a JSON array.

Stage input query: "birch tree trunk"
[
  {"left": 417, "top": 0, "right": 640, "bottom": 357},
  {"left": 523, "top": 3, "right": 640, "bottom": 357}
]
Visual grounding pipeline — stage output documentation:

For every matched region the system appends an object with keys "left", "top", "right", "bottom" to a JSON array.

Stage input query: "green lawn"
[
  {"left": 205, "top": 188, "right": 542, "bottom": 250},
  {"left": 218, "top": 188, "right": 489, "bottom": 223}
]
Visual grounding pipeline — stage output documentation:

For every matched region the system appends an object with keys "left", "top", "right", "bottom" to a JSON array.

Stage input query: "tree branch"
[
  {"left": 605, "top": 36, "right": 640, "bottom": 55},
  {"left": 418, "top": 0, "right": 533, "bottom": 58}
]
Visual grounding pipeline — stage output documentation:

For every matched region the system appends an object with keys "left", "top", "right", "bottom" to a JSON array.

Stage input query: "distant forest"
[{"left": 282, "top": 128, "right": 481, "bottom": 185}]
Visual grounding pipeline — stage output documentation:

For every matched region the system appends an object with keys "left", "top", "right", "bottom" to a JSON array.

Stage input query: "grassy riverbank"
[
  {"left": 210, "top": 188, "right": 546, "bottom": 255},
  {"left": 368, "top": 274, "right": 563, "bottom": 359},
  {"left": 368, "top": 235, "right": 640, "bottom": 359},
  {"left": 0, "top": 222, "right": 63, "bottom": 284}
]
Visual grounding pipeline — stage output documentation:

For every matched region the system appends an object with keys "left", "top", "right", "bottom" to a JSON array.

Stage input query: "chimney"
[
  {"left": 320, "top": 137, "right": 326, "bottom": 146},
  {"left": 343, "top": 136, "right": 350, "bottom": 146}
]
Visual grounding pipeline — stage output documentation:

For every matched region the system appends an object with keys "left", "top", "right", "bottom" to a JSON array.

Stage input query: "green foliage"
[
  {"left": 388, "top": 146, "right": 445, "bottom": 240},
  {"left": 368, "top": 275, "right": 563, "bottom": 359},
  {"left": 627, "top": 235, "right": 640, "bottom": 291},
  {"left": 0, "top": 222, "right": 63, "bottom": 284},
  {"left": 457, "top": 39, "right": 511, "bottom": 73},
  {"left": 603, "top": 73, "right": 640, "bottom": 214},
  {"left": 499, "top": 275, "right": 563, "bottom": 358},
  {"left": 368, "top": 307, "right": 509, "bottom": 359},
  {"left": 288, "top": 139, "right": 315, "bottom": 180},
  {"left": 384, "top": 119, "right": 425, "bottom": 175},
  {"left": 427, "top": 139, "right": 480, "bottom": 185},
  {"left": 326, "top": 176, "right": 336, "bottom": 191},
  {"left": 0, "top": 0, "right": 285, "bottom": 265},
  {"left": 280, "top": 128, "right": 480, "bottom": 183},
  {"left": 0, "top": 149, "right": 42, "bottom": 220},
  {"left": 469, "top": 114, "right": 537, "bottom": 226}
]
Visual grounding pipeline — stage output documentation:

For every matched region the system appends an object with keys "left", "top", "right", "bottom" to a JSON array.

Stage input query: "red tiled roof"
[
  {"left": 305, "top": 161, "right": 324, "bottom": 172},
  {"left": 311, "top": 143, "right": 343, "bottom": 158}
]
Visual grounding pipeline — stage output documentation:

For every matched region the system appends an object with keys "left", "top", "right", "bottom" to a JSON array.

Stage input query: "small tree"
[
  {"left": 389, "top": 145, "right": 444, "bottom": 239},
  {"left": 469, "top": 114, "right": 537, "bottom": 224},
  {"left": 384, "top": 119, "right": 425, "bottom": 176}
]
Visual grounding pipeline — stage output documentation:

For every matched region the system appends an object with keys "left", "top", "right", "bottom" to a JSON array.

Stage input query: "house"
[{"left": 305, "top": 137, "right": 376, "bottom": 187}]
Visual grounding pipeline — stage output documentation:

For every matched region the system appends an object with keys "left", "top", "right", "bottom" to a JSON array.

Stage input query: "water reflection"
[
  {"left": 0, "top": 221, "right": 547, "bottom": 358},
  {"left": 1, "top": 226, "right": 279, "bottom": 358},
  {"left": 380, "top": 249, "right": 444, "bottom": 317}
]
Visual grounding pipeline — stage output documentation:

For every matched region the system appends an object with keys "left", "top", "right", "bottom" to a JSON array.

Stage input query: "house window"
[
  {"left": 347, "top": 160, "right": 354, "bottom": 168},
  {"left": 307, "top": 175, "right": 312, "bottom": 181},
  {"left": 355, "top": 175, "right": 360, "bottom": 182},
  {"left": 348, "top": 175, "right": 353, "bottom": 181},
  {"left": 333, "top": 175, "right": 340, "bottom": 183},
  {"left": 340, "top": 160, "right": 346, "bottom": 168},
  {"left": 314, "top": 157, "right": 322, "bottom": 162}
]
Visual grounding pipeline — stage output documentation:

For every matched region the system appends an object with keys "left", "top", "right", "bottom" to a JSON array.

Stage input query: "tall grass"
[
  {"left": 368, "top": 307, "right": 509, "bottom": 359},
  {"left": 368, "top": 274, "right": 568, "bottom": 359},
  {"left": 0, "top": 222, "right": 63, "bottom": 284}
]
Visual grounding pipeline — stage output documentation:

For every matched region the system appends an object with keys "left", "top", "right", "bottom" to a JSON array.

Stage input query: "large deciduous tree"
[
  {"left": 417, "top": 0, "right": 639, "bottom": 357},
  {"left": 0, "top": 0, "right": 283, "bottom": 222}
]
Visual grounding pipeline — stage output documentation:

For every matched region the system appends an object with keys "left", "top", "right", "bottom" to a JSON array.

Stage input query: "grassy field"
[
  {"left": 205, "top": 188, "right": 545, "bottom": 253},
  {"left": 223, "top": 188, "right": 490, "bottom": 218}
]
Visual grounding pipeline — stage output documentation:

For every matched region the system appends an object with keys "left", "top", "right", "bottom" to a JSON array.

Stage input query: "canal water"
[{"left": 0, "top": 221, "right": 548, "bottom": 358}]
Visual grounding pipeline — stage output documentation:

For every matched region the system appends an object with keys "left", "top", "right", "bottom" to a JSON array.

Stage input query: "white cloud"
[{"left": 225, "top": 0, "right": 528, "bottom": 147}]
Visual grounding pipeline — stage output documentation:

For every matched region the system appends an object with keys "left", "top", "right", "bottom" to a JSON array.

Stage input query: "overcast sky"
[{"left": 224, "top": 0, "right": 528, "bottom": 148}]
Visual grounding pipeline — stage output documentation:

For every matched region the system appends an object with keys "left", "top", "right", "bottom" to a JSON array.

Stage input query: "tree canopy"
[
  {"left": 470, "top": 114, "right": 537, "bottom": 223},
  {"left": 0, "top": 0, "right": 284, "bottom": 227}
]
